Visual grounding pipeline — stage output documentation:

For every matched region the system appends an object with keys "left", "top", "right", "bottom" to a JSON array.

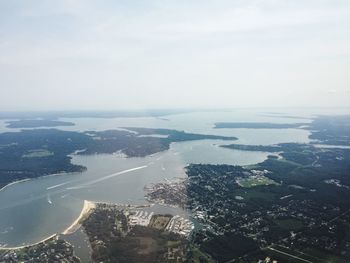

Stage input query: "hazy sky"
[{"left": 0, "top": 0, "right": 349, "bottom": 110}]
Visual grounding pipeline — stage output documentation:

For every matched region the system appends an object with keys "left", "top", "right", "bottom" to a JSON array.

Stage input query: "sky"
[{"left": 0, "top": 0, "right": 349, "bottom": 111}]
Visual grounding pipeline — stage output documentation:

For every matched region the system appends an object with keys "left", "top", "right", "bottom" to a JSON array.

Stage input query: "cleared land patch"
[
  {"left": 149, "top": 215, "right": 172, "bottom": 230},
  {"left": 22, "top": 149, "right": 54, "bottom": 158},
  {"left": 236, "top": 175, "right": 278, "bottom": 188}
]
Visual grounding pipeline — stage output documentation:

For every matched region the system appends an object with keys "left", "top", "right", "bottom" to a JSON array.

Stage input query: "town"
[
  {"left": 144, "top": 178, "right": 188, "bottom": 208},
  {"left": 0, "top": 236, "right": 80, "bottom": 263},
  {"left": 185, "top": 141, "right": 350, "bottom": 262}
]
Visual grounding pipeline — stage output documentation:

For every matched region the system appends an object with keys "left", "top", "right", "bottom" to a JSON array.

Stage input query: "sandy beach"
[
  {"left": 0, "top": 200, "right": 95, "bottom": 251},
  {"left": 0, "top": 234, "right": 57, "bottom": 251},
  {"left": 0, "top": 179, "right": 30, "bottom": 192},
  {"left": 62, "top": 200, "right": 96, "bottom": 235}
]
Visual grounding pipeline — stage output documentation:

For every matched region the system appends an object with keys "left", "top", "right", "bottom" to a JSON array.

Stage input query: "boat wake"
[
  {"left": 161, "top": 164, "right": 166, "bottom": 171},
  {"left": 47, "top": 195, "right": 53, "bottom": 205},
  {"left": 66, "top": 165, "right": 148, "bottom": 190},
  {"left": 46, "top": 181, "right": 71, "bottom": 190}
]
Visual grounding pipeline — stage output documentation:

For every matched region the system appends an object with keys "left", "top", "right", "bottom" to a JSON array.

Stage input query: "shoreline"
[
  {"left": 62, "top": 200, "right": 96, "bottom": 235},
  {"left": 0, "top": 234, "right": 57, "bottom": 251},
  {"left": 0, "top": 200, "right": 96, "bottom": 251},
  {"left": 0, "top": 170, "right": 84, "bottom": 193},
  {"left": 0, "top": 179, "right": 30, "bottom": 192}
]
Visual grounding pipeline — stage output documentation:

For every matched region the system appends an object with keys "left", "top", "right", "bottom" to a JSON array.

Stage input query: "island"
[
  {"left": 5, "top": 119, "right": 75, "bottom": 128},
  {"left": 221, "top": 144, "right": 282, "bottom": 152},
  {"left": 214, "top": 122, "right": 306, "bottom": 129}
]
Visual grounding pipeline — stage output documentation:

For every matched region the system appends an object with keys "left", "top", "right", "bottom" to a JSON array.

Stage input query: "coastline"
[
  {"left": 0, "top": 170, "right": 84, "bottom": 193},
  {"left": 0, "top": 200, "right": 95, "bottom": 251},
  {"left": 62, "top": 200, "right": 96, "bottom": 235},
  {"left": 0, "top": 179, "right": 30, "bottom": 193},
  {"left": 0, "top": 234, "right": 57, "bottom": 251}
]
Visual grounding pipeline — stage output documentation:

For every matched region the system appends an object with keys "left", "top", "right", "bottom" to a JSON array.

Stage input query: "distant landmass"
[
  {"left": 0, "top": 109, "right": 196, "bottom": 120},
  {"left": 216, "top": 115, "right": 350, "bottom": 146},
  {"left": 214, "top": 122, "right": 306, "bottom": 129},
  {"left": 308, "top": 115, "right": 350, "bottom": 146},
  {"left": 260, "top": 113, "right": 313, "bottom": 120},
  {"left": 6, "top": 119, "right": 75, "bottom": 128},
  {"left": 221, "top": 144, "right": 282, "bottom": 152}
]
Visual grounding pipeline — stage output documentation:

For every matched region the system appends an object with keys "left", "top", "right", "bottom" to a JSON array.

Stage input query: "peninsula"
[{"left": 0, "top": 127, "right": 236, "bottom": 190}]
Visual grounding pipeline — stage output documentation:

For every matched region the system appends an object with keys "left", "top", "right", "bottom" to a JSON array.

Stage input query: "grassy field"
[
  {"left": 236, "top": 175, "right": 278, "bottom": 188},
  {"left": 22, "top": 149, "right": 54, "bottom": 158}
]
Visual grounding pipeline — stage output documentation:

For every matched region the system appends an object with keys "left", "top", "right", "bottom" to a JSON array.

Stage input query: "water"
[
  {"left": 62, "top": 230, "right": 92, "bottom": 263},
  {"left": 0, "top": 108, "right": 313, "bottom": 134},
  {"left": 0, "top": 109, "right": 317, "bottom": 247}
]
